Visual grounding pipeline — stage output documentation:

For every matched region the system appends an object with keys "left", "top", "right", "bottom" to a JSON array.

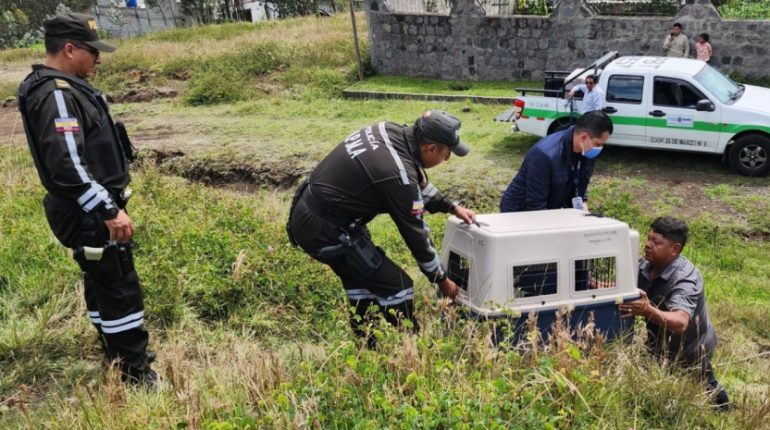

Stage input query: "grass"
[
  {"left": 0, "top": 14, "right": 368, "bottom": 103},
  {"left": 346, "top": 75, "right": 541, "bottom": 98},
  {"left": 1, "top": 12, "right": 770, "bottom": 429},
  {"left": 4, "top": 92, "right": 770, "bottom": 426},
  {"left": 1, "top": 136, "right": 769, "bottom": 427}
]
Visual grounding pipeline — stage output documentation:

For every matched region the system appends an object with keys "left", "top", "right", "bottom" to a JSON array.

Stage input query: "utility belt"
[
  {"left": 70, "top": 197, "right": 135, "bottom": 281},
  {"left": 73, "top": 240, "right": 135, "bottom": 281},
  {"left": 287, "top": 180, "right": 383, "bottom": 279}
]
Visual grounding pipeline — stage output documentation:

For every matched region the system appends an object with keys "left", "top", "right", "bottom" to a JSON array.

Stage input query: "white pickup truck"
[{"left": 499, "top": 52, "right": 770, "bottom": 176}]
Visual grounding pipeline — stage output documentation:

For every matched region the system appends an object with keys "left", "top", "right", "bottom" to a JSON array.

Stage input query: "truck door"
[
  {"left": 644, "top": 77, "right": 722, "bottom": 153},
  {"left": 601, "top": 75, "right": 647, "bottom": 147}
]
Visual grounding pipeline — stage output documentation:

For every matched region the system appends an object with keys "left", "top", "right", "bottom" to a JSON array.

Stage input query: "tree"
[
  {"left": 0, "top": 1, "right": 93, "bottom": 28},
  {"left": 0, "top": 1, "right": 85, "bottom": 49},
  {"left": 272, "top": 0, "right": 317, "bottom": 17}
]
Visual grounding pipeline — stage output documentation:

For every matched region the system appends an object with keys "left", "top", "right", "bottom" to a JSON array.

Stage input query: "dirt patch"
[
  {"left": 142, "top": 148, "right": 185, "bottom": 165},
  {"left": 141, "top": 149, "right": 306, "bottom": 191},
  {"left": 108, "top": 87, "right": 178, "bottom": 104},
  {"left": 175, "top": 160, "right": 305, "bottom": 190},
  {"left": 103, "top": 69, "right": 180, "bottom": 103},
  {"left": 170, "top": 69, "right": 191, "bottom": 81},
  {"left": 633, "top": 179, "right": 732, "bottom": 219},
  {"left": 0, "top": 105, "right": 23, "bottom": 144}
]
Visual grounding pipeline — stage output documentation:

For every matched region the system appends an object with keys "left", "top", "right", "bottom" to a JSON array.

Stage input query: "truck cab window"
[
  {"left": 654, "top": 78, "right": 707, "bottom": 108},
  {"left": 606, "top": 75, "right": 644, "bottom": 104}
]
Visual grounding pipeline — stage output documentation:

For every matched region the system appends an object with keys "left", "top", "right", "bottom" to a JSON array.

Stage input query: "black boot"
[
  {"left": 711, "top": 385, "right": 731, "bottom": 412},
  {"left": 704, "top": 362, "right": 730, "bottom": 412},
  {"left": 121, "top": 364, "right": 159, "bottom": 388}
]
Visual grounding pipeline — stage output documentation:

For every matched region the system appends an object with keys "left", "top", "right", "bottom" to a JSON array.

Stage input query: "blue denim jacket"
[{"left": 500, "top": 126, "right": 596, "bottom": 212}]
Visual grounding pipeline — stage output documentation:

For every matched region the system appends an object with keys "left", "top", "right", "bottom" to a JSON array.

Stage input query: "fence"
[
  {"left": 383, "top": 0, "right": 453, "bottom": 14},
  {"left": 92, "top": 0, "right": 192, "bottom": 38}
]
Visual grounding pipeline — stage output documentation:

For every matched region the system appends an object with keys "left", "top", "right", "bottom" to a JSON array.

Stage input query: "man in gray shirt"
[
  {"left": 663, "top": 22, "right": 690, "bottom": 58},
  {"left": 619, "top": 217, "right": 729, "bottom": 410}
]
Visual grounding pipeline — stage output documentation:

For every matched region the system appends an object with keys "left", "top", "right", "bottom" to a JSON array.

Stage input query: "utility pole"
[{"left": 349, "top": 0, "right": 364, "bottom": 81}]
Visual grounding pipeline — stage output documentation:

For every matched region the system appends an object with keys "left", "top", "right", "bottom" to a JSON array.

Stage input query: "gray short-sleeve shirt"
[{"left": 638, "top": 255, "right": 717, "bottom": 365}]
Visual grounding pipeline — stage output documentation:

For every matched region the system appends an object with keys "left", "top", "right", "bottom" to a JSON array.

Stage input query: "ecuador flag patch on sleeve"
[
  {"left": 411, "top": 199, "right": 425, "bottom": 216},
  {"left": 54, "top": 117, "right": 80, "bottom": 133}
]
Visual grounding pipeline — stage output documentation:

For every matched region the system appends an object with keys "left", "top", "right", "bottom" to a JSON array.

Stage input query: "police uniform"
[
  {"left": 287, "top": 112, "right": 469, "bottom": 343},
  {"left": 17, "top": 13, "right": 153, "bottom": 381}
]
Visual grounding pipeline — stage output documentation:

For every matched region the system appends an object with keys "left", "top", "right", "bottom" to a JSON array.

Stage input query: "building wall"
[{"left": 365, "top": 0, "right": 770, "bottom": 80}]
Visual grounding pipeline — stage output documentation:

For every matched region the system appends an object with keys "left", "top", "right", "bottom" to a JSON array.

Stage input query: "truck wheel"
[
  {"left": 547, "top": 117, "right": 574, "bottom": 135},
  {"left": 728, "top": 134, "right": 770, "bottom": 177}
]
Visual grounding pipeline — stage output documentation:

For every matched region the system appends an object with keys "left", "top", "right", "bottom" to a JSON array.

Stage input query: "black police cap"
[
  {"left": 44, "top": 13, "right": 116, "bottom": 53},
  {"left": 415, "top": 110, "right": 470, "bottom": 156}
]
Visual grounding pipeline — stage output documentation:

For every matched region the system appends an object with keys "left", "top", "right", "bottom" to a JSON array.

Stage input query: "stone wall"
[{"left": 366, "top": 0, "right": 770, "bottom": 81}]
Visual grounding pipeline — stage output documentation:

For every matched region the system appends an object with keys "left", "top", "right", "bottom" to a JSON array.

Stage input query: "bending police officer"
[
  {"left": 287, "top": 110, "right": 476, "bottom": 347},
  {"left": 17, "top": 13, "right": 156, "bottom": 384}
]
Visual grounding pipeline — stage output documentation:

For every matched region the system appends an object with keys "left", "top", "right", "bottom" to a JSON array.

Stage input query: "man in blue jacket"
[{"left": 500, "top": 111, "right": 613, "bottom": 213}]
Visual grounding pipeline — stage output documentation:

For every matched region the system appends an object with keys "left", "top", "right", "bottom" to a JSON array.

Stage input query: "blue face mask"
[{"left": 582, "top": 145, "right": 603, "bottom": 159}]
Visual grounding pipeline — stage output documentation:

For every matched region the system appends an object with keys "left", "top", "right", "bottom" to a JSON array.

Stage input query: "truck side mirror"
[{"left": 696, "top": 99, "right": 715, "bottom": 112}]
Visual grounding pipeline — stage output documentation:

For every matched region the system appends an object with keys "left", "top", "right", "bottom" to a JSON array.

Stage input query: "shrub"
[
  {"left": 184, "top": 43, "right": 287, "bottom": 105},
  {"left": 718, "top": 0, "right": 770, "bottom": 18}
]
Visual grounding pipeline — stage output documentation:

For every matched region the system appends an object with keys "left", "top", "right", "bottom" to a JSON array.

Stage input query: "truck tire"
[
  {"left": 547, "top": 117, "right": 574, "bottom": 135},
  {"left": 728, "top": 134, "right": 770, "bottom": 177}
]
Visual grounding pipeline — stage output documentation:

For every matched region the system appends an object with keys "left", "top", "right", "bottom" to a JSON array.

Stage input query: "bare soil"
[
  {"left": 0, "top": 106, "right": 24, "bottom": 145},
  {"left": 108, "top": 87, "right": 179, "bottom": 104}
]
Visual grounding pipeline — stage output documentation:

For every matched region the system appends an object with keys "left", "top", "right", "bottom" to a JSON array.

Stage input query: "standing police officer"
[
  {"left": 287, "top": 110, "right": 476, "bottom": 347},
  {"left": 17, "top": 13, "right": 156, "bottom": 384}
]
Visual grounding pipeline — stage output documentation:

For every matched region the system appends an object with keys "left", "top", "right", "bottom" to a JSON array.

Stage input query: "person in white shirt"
[
  {"left": 664, "top": 22, "right": 690, "bottom": 58},
  {"left": 568, "top": 74, "right": 606, "bottom": 114}
]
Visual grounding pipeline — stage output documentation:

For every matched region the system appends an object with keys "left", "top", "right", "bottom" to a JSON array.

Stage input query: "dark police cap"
[
  {"left": 415, "top": 110, "right": 470, "bottom": 156},
  {"left": 44, "top": 13, "right": 116, "bottom": 53}
]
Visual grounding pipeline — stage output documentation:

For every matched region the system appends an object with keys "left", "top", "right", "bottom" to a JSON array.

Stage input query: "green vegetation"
[
  {"left": 346, "top": 75, "right": 540, "bottom": 98},
  {"left": 0, "top": 14, "right": 367, "bottom": 103},
  {"left": 718, "top": 0, "right": 770, "bottom": 19},
  {"left": 593, "top": 0, "right": 678, "bottom": 16},
  {"left": 2, "top": 12, "right": 770, "bottom": 429}
]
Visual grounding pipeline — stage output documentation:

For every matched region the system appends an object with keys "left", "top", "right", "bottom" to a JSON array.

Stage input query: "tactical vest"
[{"left": 17, "top": 67, "right": 133, "bottom": 195}]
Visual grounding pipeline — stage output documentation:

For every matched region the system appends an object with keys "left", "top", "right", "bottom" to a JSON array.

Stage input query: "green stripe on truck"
[{"left": 522, "top": 107, "right": 770, "bottom": 135}]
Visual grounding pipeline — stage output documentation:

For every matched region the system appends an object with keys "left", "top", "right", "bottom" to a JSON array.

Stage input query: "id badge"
[{"left": 571, "top": 196, "right": 584, "bottom": 210}]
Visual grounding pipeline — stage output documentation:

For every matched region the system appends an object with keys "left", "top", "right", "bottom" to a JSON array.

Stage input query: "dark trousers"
[
  {"left": 702, "top": 359, "right": 730, "bottom": 409},
  {"left": 43, "top": 194, "right": 150, "bottom": 374},
  {"left": 325, "top": 253, "right": 419, "bottom": 348},
  {"left": 655, "top": 347, "right": 730, "bottom": 410},
  {"left": 289, "top": 198, "right": 418, "bottom": 347}
]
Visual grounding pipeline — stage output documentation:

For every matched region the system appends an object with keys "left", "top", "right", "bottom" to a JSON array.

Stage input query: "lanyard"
[{"left": 573, "top": 158, "right": 581, "bottom": 198}]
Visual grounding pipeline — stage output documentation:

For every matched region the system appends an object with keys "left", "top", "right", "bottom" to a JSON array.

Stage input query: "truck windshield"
[{"left": 694, "top": 65, "right": 741, "bottom": 104}]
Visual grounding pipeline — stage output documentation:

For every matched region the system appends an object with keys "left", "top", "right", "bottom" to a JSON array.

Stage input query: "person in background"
[
  {"left": 567, "top": 74, "right": 606, "bottom": 114},
  {"left": 696, "top": 33, "right": 713, "bottom": 63},
  {"left": 663, "top": 22, "right": 690, "bottom": 58}
]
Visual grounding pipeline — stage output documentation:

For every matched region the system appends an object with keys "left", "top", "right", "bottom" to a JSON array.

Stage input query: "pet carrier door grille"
[{"left": 512, "top": 262, "right": 558, "bottom": 298}]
